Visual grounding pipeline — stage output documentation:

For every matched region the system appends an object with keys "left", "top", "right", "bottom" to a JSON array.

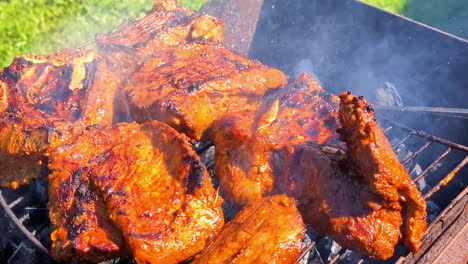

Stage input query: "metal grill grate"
[{"left": 1, "top": 118, "right": 467, "bottom": 263}]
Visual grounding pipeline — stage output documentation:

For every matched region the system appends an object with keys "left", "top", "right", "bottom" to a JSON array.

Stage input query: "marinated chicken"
[
  {"left": 192, "top": 195, "right": 306, "bottom": 264},
  {"left": 48, "top": 121, "right": 224, "bottom": 263},
  {"left": 122, "top": 41, "right": 287, "bottom": 140},
  {"left": 0, "top": 49, "right": 119, "bottom": 188},
  {"left": 209, "top": 73, "right": 427, "bottom": 259}
]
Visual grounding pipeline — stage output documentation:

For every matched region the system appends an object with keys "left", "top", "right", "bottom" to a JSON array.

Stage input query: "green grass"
[
  {"left": 2, "top": 0, "right": 468, "bottom": 68},
  {"left": 361, "top": 0, "right": 407, "bottom": 14},
  {"left": 0, "top": 0, "right": 207, "bottom": 68}
]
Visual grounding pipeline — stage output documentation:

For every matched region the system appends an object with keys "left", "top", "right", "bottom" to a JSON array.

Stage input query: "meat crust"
[
  {"left": 48, "top": 121, "right": 224, "bottom": 263},
  {"left": 192, "top": 195, "right": 306, "bottom": 264},
  {"left": 123, "top": 41, "right": 287, "bottom": 140},
  {"left": 0, "top": 49, "right": 119, "bottom": 188}
]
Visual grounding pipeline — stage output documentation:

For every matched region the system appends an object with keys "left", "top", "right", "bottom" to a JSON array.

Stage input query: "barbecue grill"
[{"left": 1, "top": 0, "right": 467, "bottom": 263}]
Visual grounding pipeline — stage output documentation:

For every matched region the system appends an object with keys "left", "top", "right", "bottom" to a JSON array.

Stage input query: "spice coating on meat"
[
  {"left": 0, "top": 49, "right": 119, "bottom": 188},
  {"left": 275, "top": 145, "right": 403, "bottom": 260},
  {"left": 338, "top": 92, "right": 427, "bottom": 253},
  {"left": 209, "top": 73, "right": 339, "bottom": 205},
  {"left": 123, "top": 41, "right": 287, "bottom": 140},
  {"left": 48, "top": 121, "right": 224, "bottom": 263},
  {"left": 192, "top": 195, "right": 306, "bottom": 264},
  {"left": 209, "top": 73, "right": 427, "bottom": 259}
]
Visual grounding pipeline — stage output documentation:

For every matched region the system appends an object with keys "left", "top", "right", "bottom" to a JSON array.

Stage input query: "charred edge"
[
  {"left": 60, "top": 64, "right": 74, "bottom": 89},
  {"left": 191, "top": 37, "right": 212, "bottom": 44},
  {"left": 187, "top": 81, "right": 204, "bottom": 93},
  {"left": 60, "top": 167, "right": 87, "bottom": 190},
  {"left": 82, "top": 61, "right": 98, "bottom": 92},
  {"left": 36, "top": 103, "right": 57, "bottom": 114},
  {"left": 2, "top": 57, "right": 31, "bottom": 83},
  {"left": 365, "top": 105, "right": 375, "bottom": 112},
  {"left": 116, "top": 210, "right": 128, "bottom": 216},
  {"left": 110, "top": 190, "right": 126, "bottom": 197},
  {"left": 86, "top": 124, "right": 102, "bottom": 130},
  {"left": 132, "top": 12, "right": 191, "bottom": 49},
  {"left": 89, "top": 150, "right": 113, "bottom": 164},
  {"left": 184, "top": 158, "right": 205, "bottom": 194},
  {"left": 128, "top": 232, "right": 162, "bottom": 239},
  {"left": 1, "top": 67, "right": 19, "bottom": 83}
]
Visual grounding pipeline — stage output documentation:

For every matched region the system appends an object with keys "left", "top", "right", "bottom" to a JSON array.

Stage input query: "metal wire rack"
[{"left": 1, "top": 118, "right": 467, "bottom": 264}]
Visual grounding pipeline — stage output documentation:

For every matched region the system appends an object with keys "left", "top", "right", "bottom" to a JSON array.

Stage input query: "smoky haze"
[{"left": 249, "top": 0, "right": 468, "bottom": 145}]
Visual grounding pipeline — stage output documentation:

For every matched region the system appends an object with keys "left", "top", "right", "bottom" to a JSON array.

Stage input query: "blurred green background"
[{"left": 0, "top": 0, "right": 467, "bottom": 67}]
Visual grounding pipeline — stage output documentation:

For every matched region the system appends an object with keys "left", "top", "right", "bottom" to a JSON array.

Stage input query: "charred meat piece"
[
  {"left": 122, "top": 41, "right": 287, "bottom": 140},
  {"left": 96, "top": 0, "right": 223, "bottom": 80},
  {"left": 275, "top": 144, "right": 403, "bottom": 260},
  {"left": 48, "top": 121, "right": 224, "bottom": 263},
  {"left": 338, "top": 93, "right": 427, "bottom": 253},
  {"left": 192, "top": 195, "right": 306, "bottom": 264},
  {"left": 209, "top": 73, "right": 339, "bottom": 205},
  {"left": 0, "top": 49, "right": 119, "bottom": 188},
  {"left": 209, "top": 73, "right": 426, "bottom": 259}
]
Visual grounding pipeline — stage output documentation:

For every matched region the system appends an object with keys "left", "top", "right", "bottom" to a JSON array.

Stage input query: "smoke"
[{"left": 249, "top": 0, "right": 468, "bottom": 145}]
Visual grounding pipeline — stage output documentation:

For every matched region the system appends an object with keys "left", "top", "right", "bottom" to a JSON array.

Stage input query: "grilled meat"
[
  {"left": 0, "top": 49, "right": 119, "bottom": 188},
  {"left": 192, "top": 195, "right": 306, "bottom": 264},
  {"left": 96, "top": 0, "right": 223, "bottom": 80},
  {"left": 122, "top": 41, "right": 287, "bottom": 140},
  {"left": 48, "top": 121, "right": 224, "bottom": 263},
  {"left": 275, "top": 144, "right": 403, "bottom": 260},
  {"left": 209, "top": 73, "right": 340, "bottom": 205},
  {"left": 209, "top": 73, "right": 426, "bottom": 259},
  {"left": 338, "top": 93, "right": 427, "bottom": 253}
]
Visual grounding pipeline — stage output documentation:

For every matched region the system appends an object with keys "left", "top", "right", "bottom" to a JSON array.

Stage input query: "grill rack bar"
[
  {"left": 1, "top": 118, "right": 467, "bottom": 263},
  {"left": 0, "top": 190, "right": 49, "bottom": 255}
]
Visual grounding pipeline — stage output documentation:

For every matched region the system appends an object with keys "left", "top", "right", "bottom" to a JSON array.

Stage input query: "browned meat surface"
[
  {"left": 192, "top": 195, "right": 306, "bottom": 264},
  {"left": 209, "top": 73, "right": 427, "bottom": 259},
  {"left": 209, "top": 73, "right": 340, "bottom": 205},
  {"left": 122, "top": 41, "right": 287, "bottom": 140},
  {"left": 96, "top": 0, "right": 223, "bottom": 80},
  {"left": 0, "top": 49, "right": 119, "bottom": 188},
  {"left": 338, "top": 93, "right": 427, "bottom": 253},
  {"left": 275, "top": 145, "right": 403, "bottom": 260},
  {"left": 48, "top": 121, "right": 224, "bottom": 263}
]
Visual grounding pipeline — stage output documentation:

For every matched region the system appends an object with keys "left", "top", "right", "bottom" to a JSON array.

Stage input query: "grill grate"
[{"left": 0, "top": 118, "right": 467, "bottom": 264}]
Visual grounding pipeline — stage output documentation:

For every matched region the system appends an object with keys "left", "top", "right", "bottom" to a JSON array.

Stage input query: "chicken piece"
[
  {"left": 96, "top": 0, "right": 223, "bottom": 80},
  {"left": 192, "top": 195, "right": 306, "bottom": 264},
  {"left": 209, "top": 73, "right": 338, "bottom": 205},
  {"left": 48, "top": 121, "right": 224, "bottom": 263},
  {"left": 0, "top": 49, "right": 119, "bottom": 188},
  {"left": 209, "top": 73, "right": 427, "bottom": 259},
  {"left": 123, "top": 41, "right": 287, "bottom": 140}
]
